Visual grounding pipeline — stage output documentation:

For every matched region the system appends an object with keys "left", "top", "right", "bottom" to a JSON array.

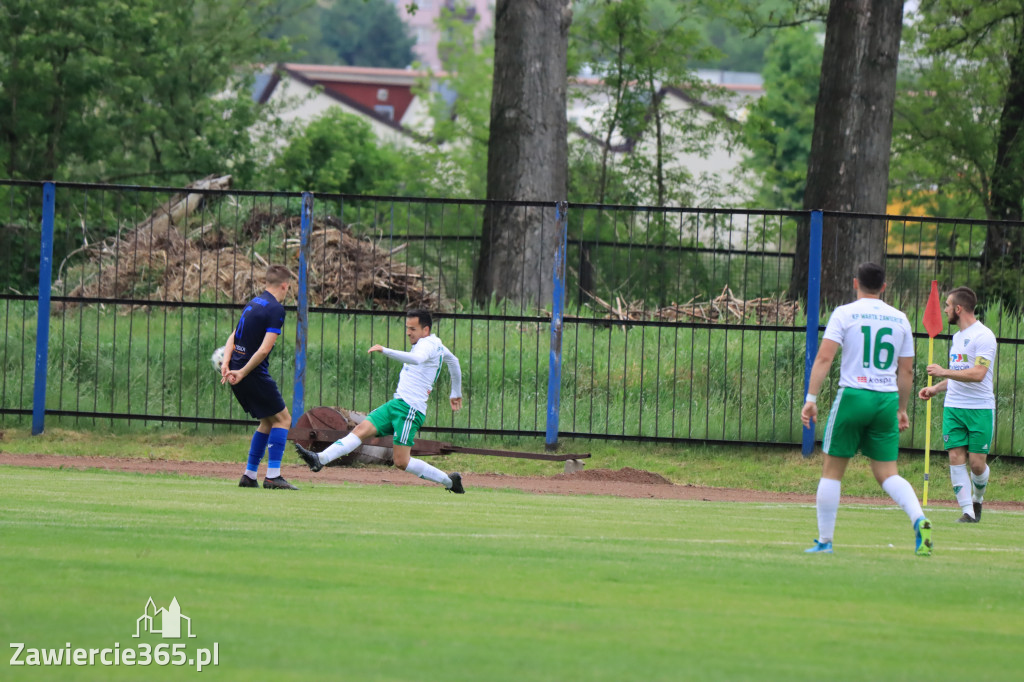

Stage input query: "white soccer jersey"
[
  {"left": 822, "top": 298, "right": 915, "bottom": 392},
  {"left": 943, "top": 321, "right": 996, "bottom": 409},
  {"left": 382, "top": 334, "right": 463, "bottom": 415}
]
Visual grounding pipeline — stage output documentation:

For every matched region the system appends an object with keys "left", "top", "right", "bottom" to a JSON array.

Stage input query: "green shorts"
[
  {"left": 367, "top": 398, "right": 426, "bottom": 447},
  {"left": 822, "top": 388, "right": 900, "bottom": 461},
  {"left": 942, "top": 406, "right": 994, "bottom": 454}
]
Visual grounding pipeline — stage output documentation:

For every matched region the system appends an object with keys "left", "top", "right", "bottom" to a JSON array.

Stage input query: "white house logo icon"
[{"left": 133, "top": 597, "right": 197, "bottom": 639}]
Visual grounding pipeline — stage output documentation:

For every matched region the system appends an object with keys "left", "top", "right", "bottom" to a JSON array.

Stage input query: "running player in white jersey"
[
  {"left": 801, "top": 262, "right": 932, "bottom": 556},
  {"left": 294, "top": 310, "right": 466, "bottom": 493},
  {"left": 918, "top": 286, "right": 996, "bottom": 522}
]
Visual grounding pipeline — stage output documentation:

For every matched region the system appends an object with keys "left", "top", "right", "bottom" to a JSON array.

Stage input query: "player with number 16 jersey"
[
  {"left": 801, "top": 263, "right": 931, "bottom": 556},
  {"left": 821, "top": 296, "right": 915, "bottom": 456}
]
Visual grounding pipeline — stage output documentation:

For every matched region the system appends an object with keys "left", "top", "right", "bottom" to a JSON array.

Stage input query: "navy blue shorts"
[{"left": 230, "top": 371, "right": 286, "bottom": 419}]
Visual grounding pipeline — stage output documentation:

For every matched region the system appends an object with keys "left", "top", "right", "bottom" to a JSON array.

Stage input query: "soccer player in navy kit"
[{"left": 220, "top": 265, "right": 298, "bottom": 490}]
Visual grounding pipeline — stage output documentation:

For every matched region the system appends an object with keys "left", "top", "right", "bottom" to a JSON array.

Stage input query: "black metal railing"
[{"left": 2, "top": 180, "right": 1023, "bottom": 456}]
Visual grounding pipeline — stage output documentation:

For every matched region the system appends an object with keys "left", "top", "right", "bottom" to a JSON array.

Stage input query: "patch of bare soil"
[
  {"left": 552, "top": 467, "right": 673, "bottom": 485},
  {"left": 6, "top": 452, "right": 1024, "bottom": 512}
]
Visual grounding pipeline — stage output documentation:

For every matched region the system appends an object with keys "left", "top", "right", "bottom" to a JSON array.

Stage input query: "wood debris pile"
[
  {"left": 55, "top": 176, "right": 448, "bottom": 311},
  {"left": 585, "top": 285, "right": 800, "bottom": 325},
  {"left": 299, "top": 220, "right": 441, "bottom": 309}
]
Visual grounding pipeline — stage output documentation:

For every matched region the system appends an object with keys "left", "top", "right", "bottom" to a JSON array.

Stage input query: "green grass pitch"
[{"left": 2, "top": 466, "right": 1022, "bottom": 682}]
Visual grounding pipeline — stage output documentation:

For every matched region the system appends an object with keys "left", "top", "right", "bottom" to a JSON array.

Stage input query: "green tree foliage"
[
  {"left": 893, "top": 0, "right": 1024, "bottom": 309},
  {"left": 741, "top": 26, "right": 822, "bottom": 209},
  {"left": 694, "top": 18, "right": 772, "bottom": 72},
  {"left": 0, "top": 0, "right": 289, "bottom": 185},
  {"left": 265, "top": 109, "right": 406, "bottom": 195},
  {"left": 263, "top": 0, "right": 415, "bottom": 67},
  {"left": 893, "top": 2, "right": 1017, "bottom": 220},
  {"left": 570, "top": 0, "right": 736, "bottom": 209},
  {"left": 320, "top": 0, "right": 415, "bottom": 67},
  {"left": 409, "top": 8, "right": 493, "bottom": 198},
  {"left": 567, "top": 0, "right": 749, "bottom": 306}
]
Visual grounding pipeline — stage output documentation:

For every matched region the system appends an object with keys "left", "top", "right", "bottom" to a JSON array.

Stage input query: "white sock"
[
  {"left": 950, "top": 464, "right": 974, "bottom": 516},
  {"left": 815, "top": 478, "right": 841, "bottom": 543},
  {"left": 404, "top": 457, "right": 453, "bottom": 488},
  {"left": 881, "top": 475, "right": 925, "bottom": 526},
  {"left": 971, "top": 465, "right": 990, "bottom": 503},
  {"left": 244, "top": 470, "right": 258, "bottom": 480},
  {"left": 266, "top": 467, "right": 281, "bottom": 478},
  {"left": 319, "top": 433, "right": 363, "bottom": 465}
]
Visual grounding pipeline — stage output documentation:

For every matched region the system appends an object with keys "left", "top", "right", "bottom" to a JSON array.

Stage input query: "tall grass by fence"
[{"left": 2, "top": 180, "right": 1023, "bottom": 456}]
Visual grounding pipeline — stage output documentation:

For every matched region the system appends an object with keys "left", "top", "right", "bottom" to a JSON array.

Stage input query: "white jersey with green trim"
[
  {"left": 822, "top": 297, "right": 914, "bottom": 392},
  {"left": 944, "top": 320, "right": 996, "bottom": 409},
  {"left": 381, "top": 334, "right": 462, "bottom": 415}
]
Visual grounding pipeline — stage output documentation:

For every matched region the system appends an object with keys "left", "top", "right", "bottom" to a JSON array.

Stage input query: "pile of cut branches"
[
  {"left": 584, "top": 285, "right": 800, "bottom": 326},
  {"left": 55, "top": 176, "right": 448, "bottom": 312}
]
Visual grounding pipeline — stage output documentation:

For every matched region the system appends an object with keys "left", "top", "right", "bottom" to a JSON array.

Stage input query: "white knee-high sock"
[
  {"left": 816, "top": 478, "right": 841, "bottom": 543},
  {"left": 971, "top": 465, "right": 990, "bottom": 503},
  {"left": 319, "top": 433, "right": 363, "bottom": 465},
  {"left": 881, "top": 475, "right": 925, "bottom": 525},
  {"left": 950, "top": 464, "right": 974, "bottom": 516},
  {"left": 404, "top": 457, "right": 452, "bottom": 488}
]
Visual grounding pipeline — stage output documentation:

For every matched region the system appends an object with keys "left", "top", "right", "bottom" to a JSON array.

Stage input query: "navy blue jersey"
[{"left": 230, "top": 290, "right": 285, "bottom": 375}]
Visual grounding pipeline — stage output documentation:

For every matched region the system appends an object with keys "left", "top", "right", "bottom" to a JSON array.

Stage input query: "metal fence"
[{"left": 1, "top": 180, "right": 1022, "bottom": 457}]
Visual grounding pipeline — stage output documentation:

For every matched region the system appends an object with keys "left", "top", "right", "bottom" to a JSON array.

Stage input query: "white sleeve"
[
  {"left": 899, "top": 317, "right": 915, "bottom": 357},
  {"left": 382, "top": 344, "right": 430, "bottom": 365},
  {"left": 822, "top": 310, "right": 846, "bottom": 345},
  {"left": 442, "top": 346, "right": 463, "bottom": 398},
  {"left": 975, "top": 332, "right": 997, "bottom": 365}
]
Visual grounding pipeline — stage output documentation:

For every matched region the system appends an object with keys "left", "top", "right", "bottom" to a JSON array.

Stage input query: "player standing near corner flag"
[
  {"left": 917, "top": 286, "right": 996, "bottom": 523},
  {"left": 294, "top": 310, "right": 466, "bottom": 493},
  {"left": 801, "top": 262, "right": 932, "bottom": 556}
]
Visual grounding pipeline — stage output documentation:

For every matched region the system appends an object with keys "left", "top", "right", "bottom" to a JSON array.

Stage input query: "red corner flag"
[{"left": 923, "top": 280, "right": 943, "bottom": 338}]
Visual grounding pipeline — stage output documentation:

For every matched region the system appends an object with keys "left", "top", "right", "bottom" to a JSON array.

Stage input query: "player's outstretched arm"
[
  {"left": 918, "top": 379, "right": 948, "bottom": 400},
  {"left": 443, "top": 347, "right": 463, "bottom": 401},
  {"left": 377, "top": 345, "right": 429, "bottom": 365}
]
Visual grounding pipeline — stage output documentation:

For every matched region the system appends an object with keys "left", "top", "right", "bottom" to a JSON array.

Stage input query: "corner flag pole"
[
  {"left": 922, "top": 280, "right": 944, "bottom": 506},
  {"left": 924, "top": 336, "right": 934, "bottom": 506}
]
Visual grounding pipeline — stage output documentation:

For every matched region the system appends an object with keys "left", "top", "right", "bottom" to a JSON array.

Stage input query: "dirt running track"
[{"left": 6, "top": 452, "right": 1023, "bottom": 511}]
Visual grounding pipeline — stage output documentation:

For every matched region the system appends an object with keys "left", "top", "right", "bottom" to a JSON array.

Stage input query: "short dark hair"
[
  {"left": 856, "top": 262, "right": 886, "bottom": 293},
  {"left": 406, "top": 309, "right": 432, "bottom": 330},
  {"left": 947, "top": 286, "right": 977, "bottom": 313},
  {"left": 265, "top": 264, "right": 293, "bottom": 286}
]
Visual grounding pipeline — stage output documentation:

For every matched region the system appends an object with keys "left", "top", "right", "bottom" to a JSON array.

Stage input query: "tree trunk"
[
  {"left": 981, "top": 19, "right": 1024, "bottom": 311},
  {"left": 789, "top": 0, "right": 904, "bottom": 305},
  {"left": 474, "top": 0, "right": 572, "bottom": 306}
]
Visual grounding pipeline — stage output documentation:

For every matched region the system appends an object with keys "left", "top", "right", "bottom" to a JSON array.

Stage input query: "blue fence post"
[
  {"left": 31, "top": 182, "right": 56, "bottom": 435},
  {"left": 545, "top": 201, "right": 569, "bottom": 450},
  {"left": 802, "top": 210, "right": 824, "bottom": 456},
  {"left": 292, "top": 192, "right": 313, "bottom": 427}
]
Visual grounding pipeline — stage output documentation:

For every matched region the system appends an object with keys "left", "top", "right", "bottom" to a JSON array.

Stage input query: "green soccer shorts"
[
  {"left": 367, "top": 398, "right": 426, "bottom": 447},
  {"left": 822, "top": 387, "right": 900, "bottom": 461},
  {"left": 942, "top": 406, "right": 994, "bottom": 454}
]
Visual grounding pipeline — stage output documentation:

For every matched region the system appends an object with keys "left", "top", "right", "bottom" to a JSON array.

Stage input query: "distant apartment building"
[{"left": 390, "top": 0, "right": 493, "bottom": 70}]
